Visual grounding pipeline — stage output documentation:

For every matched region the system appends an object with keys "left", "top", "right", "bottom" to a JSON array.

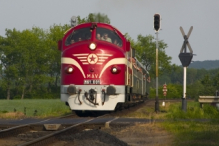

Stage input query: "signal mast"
[{"left": 154, "top": 13, "right": 161, "bottom": 112}]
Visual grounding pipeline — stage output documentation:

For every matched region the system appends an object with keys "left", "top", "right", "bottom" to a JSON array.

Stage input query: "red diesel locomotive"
[{"left": 58, "top": 22, "right": 149, "bottom": 113}]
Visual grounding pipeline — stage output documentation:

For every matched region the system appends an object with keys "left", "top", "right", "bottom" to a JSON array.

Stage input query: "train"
[{"left": 58, "top": 22, "right": 150, "bottom": 115}]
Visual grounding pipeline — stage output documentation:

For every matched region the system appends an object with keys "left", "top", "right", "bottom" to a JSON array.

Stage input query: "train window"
[
  {"left": 65, "top": 27, "right": 91, "bottom": 46},
  {"left": 96, "top": 27, "right": 123, "bottom": 47}
]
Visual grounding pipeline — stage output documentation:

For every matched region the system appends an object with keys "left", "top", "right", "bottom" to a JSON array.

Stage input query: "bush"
[{"left": 149, "top": 83, "right": 182, "bottom": 99}]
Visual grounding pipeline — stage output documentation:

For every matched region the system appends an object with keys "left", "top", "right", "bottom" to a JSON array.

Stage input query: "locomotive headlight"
[
  {"left": 89, "top": 43, "right": 96, "bottom": 50},
  {"left": 65, "top": 66, "right": 74, "bottom": 74},
  {"left": 68, "top": 67, "right": 73, "bottom": 72},
  {"left": 112, "top": 67, "right": 117, "bottom": 73},
  {"left": 111, "top": 66, "right": 121, "bottom": 74}
]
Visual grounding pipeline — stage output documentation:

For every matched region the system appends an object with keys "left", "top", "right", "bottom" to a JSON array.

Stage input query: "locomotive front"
[{"left": 58, "top": 23, "right": 132, "bottom": 112}]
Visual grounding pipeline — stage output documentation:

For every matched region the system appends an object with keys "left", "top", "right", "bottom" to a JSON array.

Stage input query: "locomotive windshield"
[
  {"left": 96, "top": 27, "right": 123, "bottom": 47},
  {"left": 65, "top": 27, "right": 91, "bottom": 46}
]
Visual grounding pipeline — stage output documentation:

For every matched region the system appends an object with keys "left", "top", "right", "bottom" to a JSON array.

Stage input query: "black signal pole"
[
  {"left": 155, "top": 31, "right": 159, "bottom": 112},
  {"left": 154, "top": 14, "right": 161, "bottom": 112}
]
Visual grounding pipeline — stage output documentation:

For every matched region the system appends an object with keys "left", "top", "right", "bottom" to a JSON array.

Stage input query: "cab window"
[
  {"left": 65, "top": 27, "right": 91, "bottom": 46},
  {"left": 96, "top": 27, "right": 123, "bottom": 47}
]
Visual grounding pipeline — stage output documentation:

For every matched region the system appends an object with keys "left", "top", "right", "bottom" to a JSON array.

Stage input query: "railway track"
[
  {"left": 18, "top": 117, "right": 106, "bottom": 146},
  {"left": 0, "top": 113, "right": 79, "bottom": 136},
  {"left": 0, "top": 113, "right": 81, "bottom": 145},
  {"left": 0, "top": 99, "right": 154, "bottom": 146},
  {"left": 0, "top": 114, "right": 108, "bottom": 146}
]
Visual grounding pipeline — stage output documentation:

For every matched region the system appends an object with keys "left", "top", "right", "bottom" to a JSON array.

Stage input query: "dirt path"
[
  {"left": 52, "top": 123, "right": 174, "bottom": 146},
  {"left": 102, "top": 123, "right": 173, "bottom": 146}
]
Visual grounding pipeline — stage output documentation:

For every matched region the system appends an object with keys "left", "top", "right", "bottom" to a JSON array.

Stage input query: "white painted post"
[
  {"left": 182, "top": 66, "right": 187, "bottom": 111},
  {"left": 183, "top": 67, "right": 187, "bottom": 98}
]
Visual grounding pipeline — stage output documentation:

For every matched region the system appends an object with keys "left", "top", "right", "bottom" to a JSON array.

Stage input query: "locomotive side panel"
[{"left": 132, "top": 68, "right": 143, "bottom": 95}]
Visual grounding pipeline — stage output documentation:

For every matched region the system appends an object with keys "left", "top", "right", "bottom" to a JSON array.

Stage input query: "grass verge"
[
  {"left": 161, "top": 121, "right": 219, "bottom": 146},
  {"left": 0, "top": 99, "right": 71, "bottom": 119},
  {"left": 122, "top": 100, "right": 219, "bottom": 146},
  {"left": 161, "top": 101, "right": 219, "bottom": 146}
]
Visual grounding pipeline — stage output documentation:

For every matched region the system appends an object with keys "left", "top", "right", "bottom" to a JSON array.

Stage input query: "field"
[{"left": 0, "top": 99, "right": 71, "bottom": 118}]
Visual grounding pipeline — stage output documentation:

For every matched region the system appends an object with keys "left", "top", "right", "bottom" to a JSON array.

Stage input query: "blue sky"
[{"left": 1, "top": 0, "right": 219, "bottom": 65}]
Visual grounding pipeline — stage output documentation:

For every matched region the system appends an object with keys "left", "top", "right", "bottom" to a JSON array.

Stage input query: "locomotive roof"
[{"left": 65, "top": 22, "right": 124, "bottom": 36}]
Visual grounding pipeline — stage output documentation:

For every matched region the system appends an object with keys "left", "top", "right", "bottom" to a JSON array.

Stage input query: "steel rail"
[
  {"left": 0, "top": 124, "right": 31, "bottom": 138},
  {"left": 0, "top": 114, "right": 76, "bottom": 138},
  {"left": 18, "top": 114, "right": 107, "bottom": 146}
]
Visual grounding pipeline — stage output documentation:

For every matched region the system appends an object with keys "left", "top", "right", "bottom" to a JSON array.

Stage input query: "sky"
[{"left": 1, "top": 0, "right": 219, "bottom": 65}]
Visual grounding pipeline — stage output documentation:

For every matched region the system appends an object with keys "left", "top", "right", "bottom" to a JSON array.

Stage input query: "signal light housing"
[{"left": 154, "top": 14, "right": 161, "bottom": 32}]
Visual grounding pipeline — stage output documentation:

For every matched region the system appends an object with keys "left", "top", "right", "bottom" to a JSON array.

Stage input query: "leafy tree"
[
  {"left": 0, "top": 29, "right": 21, "bottom": 99},
  {"left": 201, "top": 74, "right": 212, "bottom": 86},
  {"left": 124, "top": 33, "right": 172, "bottom": 96},
  {"left": 187, "top": 68, "right": 197, "bottom": 84},
  {"left": 0, "top": 25, "right": 70, "bottom": 99},
  {"left": 171, "top": 65, "right": 181, "bottom": 84},
  {"left": 149, "top": 83, "right": 182, "bottom": 99},
  {"left": 159, "top": 74, "right": 171, "bottom": 85},
  {"left": 196, "top": 68, "right": 208, "bottom": 79},
  {"left": 45, "top": 24, "right": 70, "bottom": 91},
  {"left": 212, "top": 72, "right": 219, "bottom": 90},
  {"left": 93, "top": 13, "right": 110, "bottom": 24},
  {"left": 187, "top": 81, "right": 204, "bottom": 100},
  {"left": 77, "top": 13, "right": 110, "bottom": 24},
  {"left": 165, "top": 84, "right": 182, "bottom": 99},
  {"left": 132, "top": 34, "right": 172, "bottom": 79},
  {"left": 199, "top": 74, "right": 215, "bottom": 95}
]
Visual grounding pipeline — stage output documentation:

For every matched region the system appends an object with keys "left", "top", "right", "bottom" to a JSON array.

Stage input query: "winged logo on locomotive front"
[{"left": 73, "top": 54, "right": 112, "bottom": 65}]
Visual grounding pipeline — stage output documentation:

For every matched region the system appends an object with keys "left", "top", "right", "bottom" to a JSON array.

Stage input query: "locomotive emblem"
[
  {"left": 73, "top": 53, "right": 112, "bottom": 65},
  {"left": 87, "top": 54, "right": 98, "bottom": 64}
]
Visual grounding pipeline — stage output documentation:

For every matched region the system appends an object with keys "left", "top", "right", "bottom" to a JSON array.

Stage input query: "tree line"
[
  {"left": 0, "top": 13, "right": 110, "bottom": 100},
  {"left": 189, "top": 60, "right": 219, "bottom": 70},
  {"left": 0, "top": 25, "right": 70, "bottom": 99},
  {"left": 150, "top": 66, "right": 219, "bottom": 100},
  {"left": 0, "top": 13, "right": 218, "bottom": 100}
]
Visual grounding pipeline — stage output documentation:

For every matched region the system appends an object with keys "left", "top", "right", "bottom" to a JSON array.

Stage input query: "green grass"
[
  {"left": 164, "top": 101, "right": 219, "bottom": 120},
  {"left": 160, "top": 101, "right": 219, "bottom": 146},
  {"left": 162, "top": 121, "right": 219, "bottom": 146},
  {"left": 122, "top": 101, "right": 219, "bottom": 145},
  {"left": 0, "top": 99, "right": 72, "bottom": 118}
]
